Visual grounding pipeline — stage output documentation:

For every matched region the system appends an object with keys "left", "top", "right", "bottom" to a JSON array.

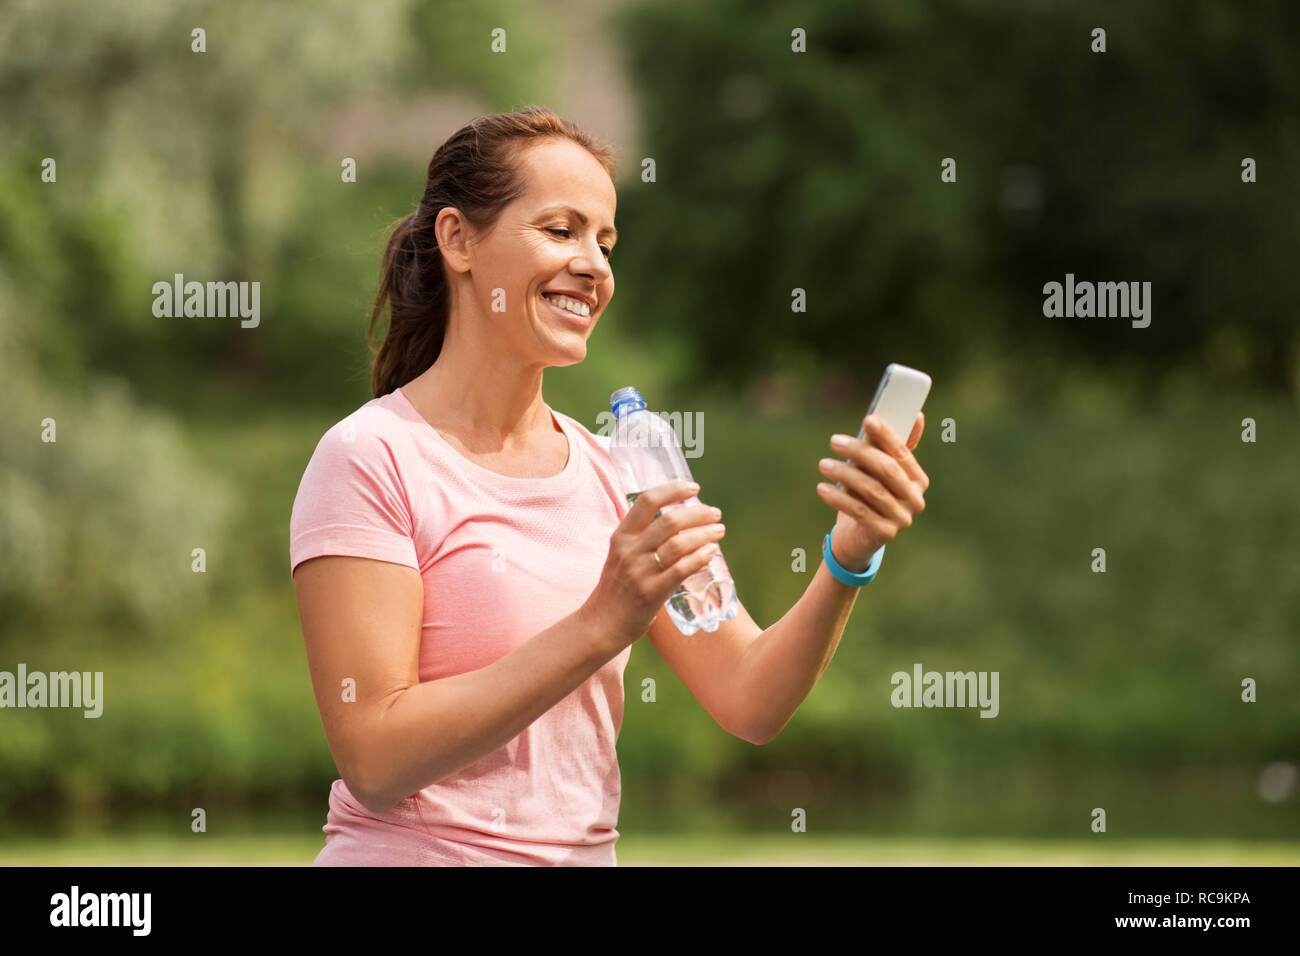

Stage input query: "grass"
[{"left": 1, "top": 832, "right": 1296, "bottom": 866}]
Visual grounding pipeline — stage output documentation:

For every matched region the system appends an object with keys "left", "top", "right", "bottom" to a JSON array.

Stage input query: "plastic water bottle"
[{"left": 607, "top": 386, "right": 739, "bottom": 635}]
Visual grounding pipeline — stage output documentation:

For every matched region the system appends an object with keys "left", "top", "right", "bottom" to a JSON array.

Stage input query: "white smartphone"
[{"left": 834, "top": 363, "right": 932, "bottom": 489}]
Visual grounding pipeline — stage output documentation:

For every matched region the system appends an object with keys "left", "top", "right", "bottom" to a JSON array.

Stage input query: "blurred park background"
[{"left": 1, "top": 0, "right": 1297, "bottom": 864}]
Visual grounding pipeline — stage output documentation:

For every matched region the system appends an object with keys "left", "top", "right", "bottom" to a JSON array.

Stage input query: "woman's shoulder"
[
  {"left": 302, "top": 390, "right": 423, "bottom": 470},
  {"left": 290, "top": 391, "right": 423, "bottom": 574}
]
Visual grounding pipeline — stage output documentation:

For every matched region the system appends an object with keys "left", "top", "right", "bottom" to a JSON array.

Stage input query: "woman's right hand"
[{"left": 581, "top": 480, "right": 727, "bottom": 649}]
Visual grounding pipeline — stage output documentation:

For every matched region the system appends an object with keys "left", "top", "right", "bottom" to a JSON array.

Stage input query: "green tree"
[{"left": 611, "top": 0, "right": 1300, "bottom": 401}]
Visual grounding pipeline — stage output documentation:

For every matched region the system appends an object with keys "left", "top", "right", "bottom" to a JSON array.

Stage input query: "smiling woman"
[
  {"left": 289, "top": 105, "right": 933, "bottom": 868},
  {"left": 288, "top": 106, "right": 733, "bottom": 867}
]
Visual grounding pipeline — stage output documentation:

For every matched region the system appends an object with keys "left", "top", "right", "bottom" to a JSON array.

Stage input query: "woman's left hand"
[{"left": 815, "top": 412, "right": 929, "bottom": 571}]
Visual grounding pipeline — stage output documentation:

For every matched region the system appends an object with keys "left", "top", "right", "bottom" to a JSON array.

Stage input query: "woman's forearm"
[
  {"left": 734, "top": 552, "right": 865, "bottom": 744},
  {"left": 355, "top": 606, "right": 619, "bottom": 813}
]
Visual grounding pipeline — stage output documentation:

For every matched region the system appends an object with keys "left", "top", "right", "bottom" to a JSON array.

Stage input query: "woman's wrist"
[
  {"left": 574, "top": 600, "right": 635, "bottom": 659},
  {"left": 823, "top": 527, "right": 886, "bottom": 587},
  {"left": 830, "top": 529, "right": 872, "bottom": 573}
]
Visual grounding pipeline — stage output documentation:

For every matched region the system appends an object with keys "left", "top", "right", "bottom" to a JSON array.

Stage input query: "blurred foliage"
[
  {"left": 0, "top": 0, "right": 1296, "bottom": 840},
  {"left": 0, "top": 284, "right": 233, "bottom": 652},
  {"left": 611, "top": 0, "right": 1300, "bottom": 404}
]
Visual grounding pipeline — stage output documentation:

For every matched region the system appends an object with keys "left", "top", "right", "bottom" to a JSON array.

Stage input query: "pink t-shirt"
[{"left": 289, "top": 386, "right": 633, "bottom": 866}]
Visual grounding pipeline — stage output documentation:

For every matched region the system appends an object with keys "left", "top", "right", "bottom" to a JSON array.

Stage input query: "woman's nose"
[
  {"left": 574, "top": 239, "right": 610, "bottom": 276},
  {"left": 572, "top": 256, "right": 610, "bottom": 286}
]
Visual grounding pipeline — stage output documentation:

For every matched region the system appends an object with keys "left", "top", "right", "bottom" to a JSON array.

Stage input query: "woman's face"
[{"left": 462, "top": 138, "right": 617, "bottom": 368}]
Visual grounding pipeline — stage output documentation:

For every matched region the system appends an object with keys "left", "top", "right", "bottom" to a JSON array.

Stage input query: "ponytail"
[{"left": 367, "top": 209, "right": 448, "bottom": 399}]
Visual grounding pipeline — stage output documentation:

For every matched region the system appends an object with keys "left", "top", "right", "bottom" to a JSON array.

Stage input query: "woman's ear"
[{"left": 434, "top": 207, "right": 473, "bottom": 274}]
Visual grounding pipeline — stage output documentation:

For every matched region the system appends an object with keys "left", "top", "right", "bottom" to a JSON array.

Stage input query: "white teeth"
[{"left": 541, "top": 292, "right": 591, "bottom": 317}]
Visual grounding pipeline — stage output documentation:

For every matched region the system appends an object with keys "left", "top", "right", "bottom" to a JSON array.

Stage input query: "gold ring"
[{"left": 653, "top": 550, "right": 664, "bottom": 570}]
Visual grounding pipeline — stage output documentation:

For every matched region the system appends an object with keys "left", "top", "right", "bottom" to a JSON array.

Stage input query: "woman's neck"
[{"left": 404, "top": 357, "right": 555, "bottom": 447}]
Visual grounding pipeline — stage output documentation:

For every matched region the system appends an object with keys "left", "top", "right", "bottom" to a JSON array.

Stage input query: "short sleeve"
[{"left": 289, "top": 421, "right": 419, "bottom": 574}]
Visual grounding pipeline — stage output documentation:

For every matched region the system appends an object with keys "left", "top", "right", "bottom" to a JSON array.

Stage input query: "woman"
[{"left": 289, "top": 106, "right": 929, "bottom": 866}]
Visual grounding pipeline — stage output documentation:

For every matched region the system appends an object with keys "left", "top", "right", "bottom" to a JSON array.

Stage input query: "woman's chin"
[{"left": 550, "top": 345, "right": 587, "bottom": 367}]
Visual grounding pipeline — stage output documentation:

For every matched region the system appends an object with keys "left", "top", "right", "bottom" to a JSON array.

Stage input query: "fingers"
[
  {"left": 819, "top": 452, "right": 916, "bottom": 527},
  {"left": 645, "top": 489, "right": 720, "bottom": 546},
  {"left": 906, "top": 411, "right": 925, "bottom": 451},
  {"left": 659, "top": 535, "right": 722, "bottom": 582},
  {"left": 816, "top": 481, "right": 900, "bottom": 542},
  {"left": 822, "top": 416, "right": 929, "bottom": 524},
  {"left": 861, "top": 415, "right": 928, "bottom": 488},
  {"left": 650, "top": 514, "right": 726, "bottom": 570},
  {"left": 618, "top": 480, "right": 725, "bottom": 576},
  {"left": 622, "top": 480, "right": 699, "bottom": 534},
  {"left": 835, "top": 415, "right": 930, "bottom": 494}
]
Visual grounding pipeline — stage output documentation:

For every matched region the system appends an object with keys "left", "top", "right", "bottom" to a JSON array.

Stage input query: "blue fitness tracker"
[{"left": 822, "top": 527, "right": 885, "bottom": 586}]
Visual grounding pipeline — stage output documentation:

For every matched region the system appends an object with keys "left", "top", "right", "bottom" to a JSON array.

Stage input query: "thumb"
[{"left": 906, "top": 411, "right": 925, "bottom": 450}]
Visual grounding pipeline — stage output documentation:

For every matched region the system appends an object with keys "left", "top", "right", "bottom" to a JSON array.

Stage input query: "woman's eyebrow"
[{"left": 538, "top": 204, "right": 617, "bottom": 240}]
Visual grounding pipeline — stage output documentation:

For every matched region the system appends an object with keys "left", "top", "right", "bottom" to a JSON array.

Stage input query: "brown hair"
[{"left": 366, "top": 105, "right": 616, "bottom": 398}]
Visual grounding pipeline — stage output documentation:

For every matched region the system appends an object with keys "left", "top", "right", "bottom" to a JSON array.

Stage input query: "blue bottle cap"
[{"left": 610, "top": 386, "right": 647, "bottom": 419}]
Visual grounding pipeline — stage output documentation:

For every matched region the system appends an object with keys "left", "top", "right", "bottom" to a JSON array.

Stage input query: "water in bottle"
[{"left": 607, "top": 386, "right": 739, "bottom": 635}]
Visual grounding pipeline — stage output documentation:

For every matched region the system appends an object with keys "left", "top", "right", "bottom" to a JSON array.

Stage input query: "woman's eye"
[{"left": 546, "top": 227, "right": 613, "bottom": 260}]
